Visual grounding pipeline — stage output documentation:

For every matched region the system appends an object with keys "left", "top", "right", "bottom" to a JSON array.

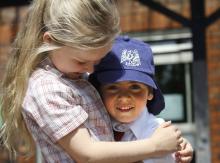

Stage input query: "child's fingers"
[
  {"left": 175, "top": 145, "right": 193, "bottom": 163},
  {"left": 159, "top": 121, "right": 172, "bottom": 128},
  {"left": 175, "top": 156, "right": 192, "bottom": 163},
  {"left": 178, "top": 140, "right": 193, "bottom": 156},
  {"left": 180, "top": 139, "right": 187, "bottom": 149},
  {"left": 177, "top": 148, "right": 193, "bottom": 156}
]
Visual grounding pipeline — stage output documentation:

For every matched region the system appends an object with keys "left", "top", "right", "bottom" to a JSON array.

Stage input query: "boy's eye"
[
  {"left": 130, "top": 84, "right": 142, "bottom": 91},
  {"left": 105, "top": 85, "right": 119, "bottom": 93}
]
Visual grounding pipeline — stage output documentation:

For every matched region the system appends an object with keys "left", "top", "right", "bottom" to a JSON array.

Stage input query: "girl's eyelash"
[
  {"left": 78, "top": 61, "right": 87, "bottom": 65},
  {"left": 108, "top": 86, "right": 118, "bottom": 90}
]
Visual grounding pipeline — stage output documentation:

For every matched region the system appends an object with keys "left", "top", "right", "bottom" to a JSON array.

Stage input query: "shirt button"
[{"left": 45, "top": 65, "right": 50, "bottom": 70}]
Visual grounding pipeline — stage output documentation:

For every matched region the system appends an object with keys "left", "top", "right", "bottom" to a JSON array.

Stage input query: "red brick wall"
[
  {"left": 117, "top": 0, "right": 190, "bottom": 32},
  {"left": 206, "top": 0, "right": 220, "bottom": 162},
  {"left": 0, "top": 0, "right": 219, "bottom": 162}
]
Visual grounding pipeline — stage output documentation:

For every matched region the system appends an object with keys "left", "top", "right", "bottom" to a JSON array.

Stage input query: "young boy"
[{"left": 89, "top": 36, "right": 188, "bottom": 163}]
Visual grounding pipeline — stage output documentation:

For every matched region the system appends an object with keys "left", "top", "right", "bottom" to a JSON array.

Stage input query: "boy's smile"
[
  {"left": 116, "top": 106, "right": 134, "bottom": 112},
  {"left": 101, "top": 81, "right": 153, "bottom": 123}
]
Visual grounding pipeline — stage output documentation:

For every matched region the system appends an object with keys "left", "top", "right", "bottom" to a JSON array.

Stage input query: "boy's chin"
[{"left": 115, "top": 118, "right": 135, "bottom": 124}]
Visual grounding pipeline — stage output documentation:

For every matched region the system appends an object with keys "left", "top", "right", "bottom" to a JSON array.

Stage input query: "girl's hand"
[
  {"left": 150, "top": 121, "right": 183, "bottom": 157},
  {"left": 175, "top": 137, "right": 193, "bottom": 163}
]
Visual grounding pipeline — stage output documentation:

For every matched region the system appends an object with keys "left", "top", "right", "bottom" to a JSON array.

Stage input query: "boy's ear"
[
  {"left": 147, "top": 92, "right": 153, "bottom": 100},
  {"left": 147, "top": 87, "right": 154, "bottom": 100},
  {"left": 43, "top": 32, "right": 52, "bottom": 43}
]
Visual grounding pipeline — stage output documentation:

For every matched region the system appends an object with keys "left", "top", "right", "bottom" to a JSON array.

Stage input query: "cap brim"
[
  {"left": 96, "top": 69, "right": 157, "bottom": 89},
  {"left": 147, "top": 85, "right": 165, "bottom": 115}
]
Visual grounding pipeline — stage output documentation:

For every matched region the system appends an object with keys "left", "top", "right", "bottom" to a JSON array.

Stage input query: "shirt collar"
[
  {"left": 112, "top": 108, "right": 151, "bottom": 137},
  {"left": 129, "top": 108, "right": 150, "bottom": 139},
  {"left": 130, "top": 108, "right": 164, "bottom": 139},
  {"left": 39, "top": 57, "right": 64, "bottom": 78}
]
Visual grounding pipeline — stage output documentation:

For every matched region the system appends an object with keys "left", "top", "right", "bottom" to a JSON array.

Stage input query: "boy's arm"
[{"left": 57, "top": 122, "right": 183, "bottom": 163}]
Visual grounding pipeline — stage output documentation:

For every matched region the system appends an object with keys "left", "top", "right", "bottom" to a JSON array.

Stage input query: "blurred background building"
[{"left": 0, "top": 0, "right": 219, "bottom": 163}]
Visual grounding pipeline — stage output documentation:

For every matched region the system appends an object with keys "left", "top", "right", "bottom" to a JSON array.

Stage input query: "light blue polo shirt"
[{"left": 112, "top": 108, "right": 175, "bottom": 163}]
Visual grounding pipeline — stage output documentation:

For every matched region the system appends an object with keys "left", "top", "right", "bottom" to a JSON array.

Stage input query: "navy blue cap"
[{"left": 89, "top": 36, "right": 165, "bottom": 115}]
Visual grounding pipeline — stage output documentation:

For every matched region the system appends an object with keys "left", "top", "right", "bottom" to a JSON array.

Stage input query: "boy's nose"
[
  {"left": 117, "top": 92, "right": 131, "bottom": 101},
  {"left": 117, "top": 96, "right": 131, "bottom": 105}
]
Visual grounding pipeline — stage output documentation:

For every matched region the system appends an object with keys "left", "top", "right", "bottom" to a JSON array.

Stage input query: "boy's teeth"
[{"left": 119, "top": 106, "right": 132, "bottom": 110}]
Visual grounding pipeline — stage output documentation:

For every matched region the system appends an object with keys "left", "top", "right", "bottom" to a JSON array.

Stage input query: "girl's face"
[
  {"left": 49, "top": 44, "right": 112, "bottom": 79},
  {"left": 100, "top": 81, "right": 153, "bottom": 123}
]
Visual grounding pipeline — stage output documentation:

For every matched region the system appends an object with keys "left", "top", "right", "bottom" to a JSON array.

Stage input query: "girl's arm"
[
  {"left": 58, "top": 121, "right": 182, "bottom": 163},
  {"left": 175, "top": 137, "right": 194, "bottom": 163}
]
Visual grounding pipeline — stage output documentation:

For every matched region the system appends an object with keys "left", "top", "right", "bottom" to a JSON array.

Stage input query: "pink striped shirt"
[{"left": 22, "top": 58, "right": 113, "bottom": 163}]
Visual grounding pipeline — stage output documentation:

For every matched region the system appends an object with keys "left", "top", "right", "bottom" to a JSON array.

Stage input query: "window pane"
[{"left": 155, "top": 63, "right": 187, "bottom": 122}]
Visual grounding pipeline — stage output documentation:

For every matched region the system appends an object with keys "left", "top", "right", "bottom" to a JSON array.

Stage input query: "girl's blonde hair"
[{"left": 1, "top": 0, "right": 120, "bottom": 157}]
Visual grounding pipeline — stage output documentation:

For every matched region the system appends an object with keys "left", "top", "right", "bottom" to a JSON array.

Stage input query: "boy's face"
[{"left": 100, "top": 81, "right": 153, "bottom": 123}]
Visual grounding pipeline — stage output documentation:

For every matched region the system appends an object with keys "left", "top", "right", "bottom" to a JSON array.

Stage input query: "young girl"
[{"left": 0, "top": 0, "right": 183, "bottom": 162}]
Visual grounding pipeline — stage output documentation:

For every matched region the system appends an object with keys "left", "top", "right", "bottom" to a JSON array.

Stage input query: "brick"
[
  {"left": 168, "top": 1, "right": 183, "bottom": 15},
  {"left": 207, "top": 34, "right": 220, "bottom": 44},
  {"left": 0, "top": 46, "right": 10, "bottom": 63},
  {"left": 209, "top": 86, "right": 220, "bottom": 94},
  {"left": 209, "top": 98, "right": 220, "bottom": 106},
  {"left": 130, "top": 12, "right": 148, "bottom": 31},
  {"left": 208, "top": 61, "right": 220, "bottom": 70},
  {"left": 18, "top": 6, "right": 29, "bottom": 21},
  {"left": 209, "top": 105, "right": 220, "bottom": 113},
  {"left": 120, "top": 15, "right": 132, "bottom": 32},
  {"left": 0, "top": 24, "right": 13, "bottom": 45},
  {"left": 208, "top": 56, "right": 220, "bottom": 64},
  {"left": 210, "top": 109, "right": 220, "bottom": 116},
  {"left": 207, "top": 49, "right": 220, "bottom": 57},
  {"left": 210, "top": 113, "right": 220, "bottom": 124},
  {"left": 206, "top": 0, "right": 220, "bottom": 16},
  {"left": 211, "top": 143, "right": 220, "bottom": 152},
  {"left": 147, "top": 10, "right": 171, "bottom": 30},
  {"left": 208, "top": 75, "right": 220, "bottom": 83},
  {"left": 211, "top": 123, "right": 220, "bottom": 131},
  {"left": 207, "top": 19, "right": 220, "bottom": 31},
  {"left": 182, "top": 1, "right": 191, "bottom": 19},
  {"left": 0, "top": 7, "right": 16, "bottom": 24}
]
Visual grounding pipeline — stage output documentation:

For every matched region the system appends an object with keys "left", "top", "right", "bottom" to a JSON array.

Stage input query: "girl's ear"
[{"left": 43, "top": 32, "right": 52, "bottom": 43}]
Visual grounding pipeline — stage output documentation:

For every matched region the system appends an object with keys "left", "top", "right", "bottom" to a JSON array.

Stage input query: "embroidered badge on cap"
[{"left": 121, "top": 49, "right": 141, "bottom": 67}]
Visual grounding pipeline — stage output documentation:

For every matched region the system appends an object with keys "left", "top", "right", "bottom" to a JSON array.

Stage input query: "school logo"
[{"left": 121, "top": 49, "right": 141, "bottom": 66}]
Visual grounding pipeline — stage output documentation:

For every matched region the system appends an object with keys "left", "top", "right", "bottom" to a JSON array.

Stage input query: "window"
[{"left": 155, "top": 63, "right": 192, "bottom": 122}]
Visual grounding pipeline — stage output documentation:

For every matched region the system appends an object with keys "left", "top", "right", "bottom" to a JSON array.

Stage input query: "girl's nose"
[{"left": 85, "top": 63, "right": 94, "bottom": 73}]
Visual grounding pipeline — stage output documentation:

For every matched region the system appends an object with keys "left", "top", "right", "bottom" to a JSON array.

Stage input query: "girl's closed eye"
[{"left": 76, "top": 60, "right": 87, "bottom": 65}]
